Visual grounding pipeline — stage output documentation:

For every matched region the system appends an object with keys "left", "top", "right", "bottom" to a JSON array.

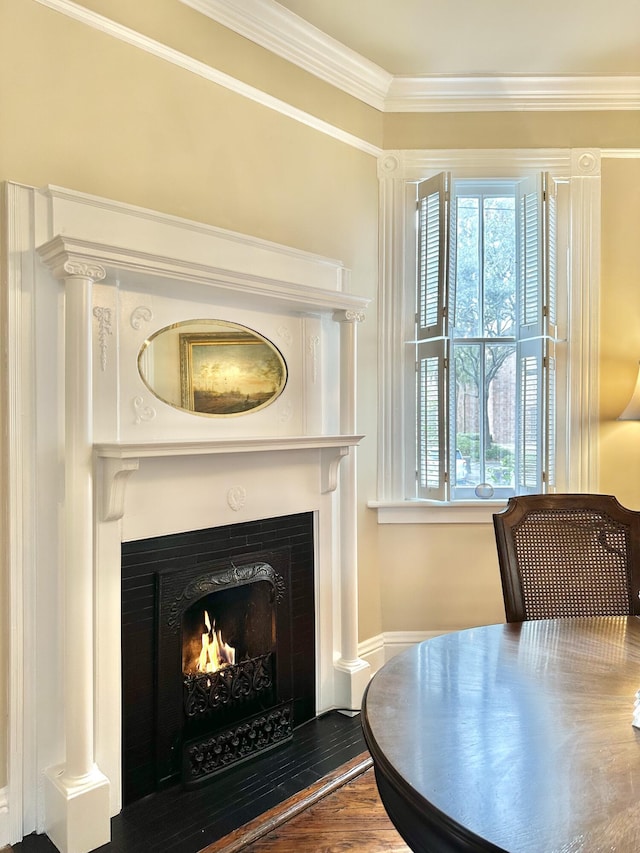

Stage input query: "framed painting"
[{"left": 179, "top": 327, "right": 287, "bottom": 416}]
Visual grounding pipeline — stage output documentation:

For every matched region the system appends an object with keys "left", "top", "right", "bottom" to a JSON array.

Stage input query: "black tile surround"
[
  {"left": 14, "top": 711, "right": 367, "bottom": 853},
  {"left": 121, "top": 512, "right": 316, "bottom": 803}
]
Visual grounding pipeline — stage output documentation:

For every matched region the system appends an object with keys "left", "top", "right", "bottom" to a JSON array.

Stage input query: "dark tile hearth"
[{"left": 13, "top": 711, "right": 366, "bottom": 853}]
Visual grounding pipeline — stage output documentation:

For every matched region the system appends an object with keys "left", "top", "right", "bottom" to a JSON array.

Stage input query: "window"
[
  {"left": 416, "top": 172, "right": 558, "bottom": 502},
  {"left": 374, "top": 150, "right": 601, "bottom": 522}
]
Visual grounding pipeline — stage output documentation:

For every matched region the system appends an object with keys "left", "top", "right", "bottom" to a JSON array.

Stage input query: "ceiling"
[
  {"left": 181, "top": 0, "right": 640, "bottom": 111},
  {"left": 274, "top": 0, "right": 640, "bottom": 77}
]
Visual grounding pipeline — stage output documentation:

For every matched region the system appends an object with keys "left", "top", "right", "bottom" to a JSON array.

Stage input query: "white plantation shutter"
[
  {"left": 543, "top": 174, "right": 558, "bottom": 490},
  {"left": 447, "top": 186, "right": 458, "bottom": 331},
  {"left": 518, "top": 175, "right": 544, "bottom": 338},
  {"left": 516, "top": 340, "right": 544, "bottom": 492},
  {"left": 416, "top": 172, "right": 449, "bottom": 499},
  {"left": 546, "top": 339, "right": 556, "bottom": 490},
  {"left": 417, "top": 173, "right": 448, "bottom": 341},
  {"left": 545, "top": 174, "right": 558, "bottom": 334},
  {"left": 416, "top": 338, "right": 447, "bottom": 499},
  {"left": 515, "top": 173, "right": 549, "bottom": 493}
]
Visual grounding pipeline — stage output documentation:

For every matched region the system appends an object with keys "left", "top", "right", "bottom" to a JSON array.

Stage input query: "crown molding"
[
  {"left": 179, "top": 0, "right": 393, "bottom": 110},
  {"left": 385, "top": 74, "right": 640, "bottom": 112},
  {"left": 181, "top": 0, "right": 640, "bottom": 112},
  {"left": 601, "top": 148, "right": 640, "bottom": 159},
  {"left": 33, "top": 0, "right": 640, "bottom": 138}
]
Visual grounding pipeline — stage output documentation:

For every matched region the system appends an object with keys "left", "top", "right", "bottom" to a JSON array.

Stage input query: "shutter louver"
[
  {"left": 545, "top": 174, "right": 558, "bottom": 333},
  {"left": 417, "top": 173, "right": 448, "bottom": 341},
  {"left": 416, "top": 339, "right": 447, "bottom": 500},
  {"left": 420, "top": 193, "right": 439, "bottom": 329},
  {"left": 546, "top": 341, "right": 556, "bottom": 489},
  {"left": 516, "top": 173, "right": 546, "bottom": 494},
  {"left": 519, "top": 184, "right": 542, "bottom": 336},
  {"left": 517, "top": 343, "right": 543, "bottom": 491}
]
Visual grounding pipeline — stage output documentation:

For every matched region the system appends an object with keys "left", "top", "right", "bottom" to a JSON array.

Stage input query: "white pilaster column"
[
  {"left": 333, "top": 310, "right": 370, "bottom": 711},
  {"left": 568, "top": 149, "right": 601, "bottom": 492},
  {"left": 38, "top": 251, "right": 111, "bottom": 853}
]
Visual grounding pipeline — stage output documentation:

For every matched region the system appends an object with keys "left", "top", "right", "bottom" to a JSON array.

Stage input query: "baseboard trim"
[{"left": 359, "top": 630, "right": 454, "bottom": 674}]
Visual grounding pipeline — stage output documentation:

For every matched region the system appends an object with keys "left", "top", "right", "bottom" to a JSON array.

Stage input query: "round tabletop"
[{"left": 361, "top": 617, "right": 640, "bottom": 853}]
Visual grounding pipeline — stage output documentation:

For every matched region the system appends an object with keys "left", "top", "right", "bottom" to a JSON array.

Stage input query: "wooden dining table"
[{"left": 361, "top": 616, "right": 640, "bottom": 853}]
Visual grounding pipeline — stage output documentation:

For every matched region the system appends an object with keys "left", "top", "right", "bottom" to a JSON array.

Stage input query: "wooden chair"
[{"left": 493, "top": 494, "right": 640, "bottom": 622}]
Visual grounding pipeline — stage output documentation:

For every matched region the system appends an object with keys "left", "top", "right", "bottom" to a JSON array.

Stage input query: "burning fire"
[{"left": 197, "top": 611, "right": 235, "bottom": 673}]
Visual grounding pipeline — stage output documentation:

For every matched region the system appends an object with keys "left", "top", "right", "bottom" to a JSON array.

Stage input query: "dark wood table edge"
[{"left": 361, "top": 656, "right": 510, "bottom": 853}]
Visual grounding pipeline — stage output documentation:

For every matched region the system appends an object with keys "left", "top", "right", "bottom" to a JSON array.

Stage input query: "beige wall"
[
  {"left": 599, "top": 159, "right": 640, "bottom": 506},
  {"left": 1, "top": 0, "right": 639, "bottom": 801},
  {"left": 0, "top": 0, "right": 382, "bottom": 793},
  {"left": 76, "top": 0, "right": 384, "bottom": 148},
  {"left": 384, "top": 110, "right": 640, "bottom": 149},
  {"left": 376, "top": 523, "right": 506, "bottom": 632}
]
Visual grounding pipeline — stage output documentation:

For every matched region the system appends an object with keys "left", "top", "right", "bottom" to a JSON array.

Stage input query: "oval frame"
[{"left": 138, "top": 319, "right": 288, "bottom": 417}]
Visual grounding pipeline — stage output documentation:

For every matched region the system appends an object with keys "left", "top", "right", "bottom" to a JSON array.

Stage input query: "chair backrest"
[{"left": 493, "top": 494, "right": 640, "bottom": 622}]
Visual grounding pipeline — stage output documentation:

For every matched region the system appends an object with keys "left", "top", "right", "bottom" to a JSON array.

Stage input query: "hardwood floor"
[{"left": 204, "top": 754, "right": 410, "bottom": 853}]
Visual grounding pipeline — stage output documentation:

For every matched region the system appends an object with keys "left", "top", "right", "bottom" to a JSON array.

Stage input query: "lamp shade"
[{"left": 618, "top": 362, "right": 640, "bottom": 420}]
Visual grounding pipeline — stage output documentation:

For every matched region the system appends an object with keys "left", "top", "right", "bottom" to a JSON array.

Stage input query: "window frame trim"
[{"left": 372, "top": 148, "right": 601, "bottom": 523}]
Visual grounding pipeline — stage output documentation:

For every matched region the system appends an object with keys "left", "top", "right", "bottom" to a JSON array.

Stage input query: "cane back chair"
[{"left": 493, "top": 494, "right": 640, "bottom": 622}]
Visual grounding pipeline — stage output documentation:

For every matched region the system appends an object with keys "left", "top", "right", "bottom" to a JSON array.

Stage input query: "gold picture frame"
[{"left": 179, "top": 328, "right": 287, "bottom": 416}]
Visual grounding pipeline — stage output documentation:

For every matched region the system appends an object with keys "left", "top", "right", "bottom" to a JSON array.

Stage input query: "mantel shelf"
[
  {"left": 95, "top": 434, "right": 364, "bottom": 458},
  {"left": 95, "top": 435, "right": 364, "bottom": 521}
]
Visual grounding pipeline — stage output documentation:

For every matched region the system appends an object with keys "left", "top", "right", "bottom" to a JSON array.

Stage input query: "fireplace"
[
  {"left": 4, "top": 183, "right": 371, "bottom": 853},
  {"left": 121, "top": 514, "right": 315, "bottom": 804}
]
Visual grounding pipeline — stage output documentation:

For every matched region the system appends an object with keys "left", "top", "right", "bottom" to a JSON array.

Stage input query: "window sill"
[{"left": 368, "top": 500, "right": 507, "bottom": 524}]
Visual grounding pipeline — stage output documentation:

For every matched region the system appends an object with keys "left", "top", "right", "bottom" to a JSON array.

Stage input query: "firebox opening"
[
  {"left": 180, "top": 579, "right": 281, "bottom": 748},
  {"left": 181, "top": 581, "right": 275, "bottom": 675},
  {"left": 122, "top": 513, "right": 315, "bottom": 805}
]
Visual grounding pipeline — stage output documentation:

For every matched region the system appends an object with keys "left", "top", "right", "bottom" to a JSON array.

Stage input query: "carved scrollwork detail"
[
  {"left": 167, "top": 561, "right": 286, "bottom": 632},
  {"left": 333, "top": 309, "right": 365, "bottom": 324},
  {"left": 63, "top": 260, "right": 106, "bottom": 281},
  {"left": 277, "top": 325, "right": 293, "bottom": 347},
  {"left": 132, "top": 395, "right": 156, "bottom": 424},
  {"left": 308, "top": 334, "right": 320, "bottom": 383},
  {"left": 130, "top": 306, "right": 153, "bottom": 330},
  {"left": 278, "top": 402, "right": 293, "bottom": 423},
  {"left": 93, "top": 306, "right": 113, "bottom": 371}
]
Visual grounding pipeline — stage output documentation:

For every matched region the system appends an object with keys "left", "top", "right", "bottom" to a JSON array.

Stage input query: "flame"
[{"left": 197, "top": 610, "right": 235, "bottom": 673}]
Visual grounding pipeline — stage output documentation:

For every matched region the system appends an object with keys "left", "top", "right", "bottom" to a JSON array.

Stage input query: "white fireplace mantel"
[
  {"left": 96, "top": 435, "right": 363, "bottom": 521},
  {"left": 3, "top": 182, "right": 371, "bottom": 853}
]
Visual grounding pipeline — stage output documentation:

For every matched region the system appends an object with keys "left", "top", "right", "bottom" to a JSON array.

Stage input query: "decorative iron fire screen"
[{"left": 183, "top": 701, "right": 293, "bottom": 786}]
